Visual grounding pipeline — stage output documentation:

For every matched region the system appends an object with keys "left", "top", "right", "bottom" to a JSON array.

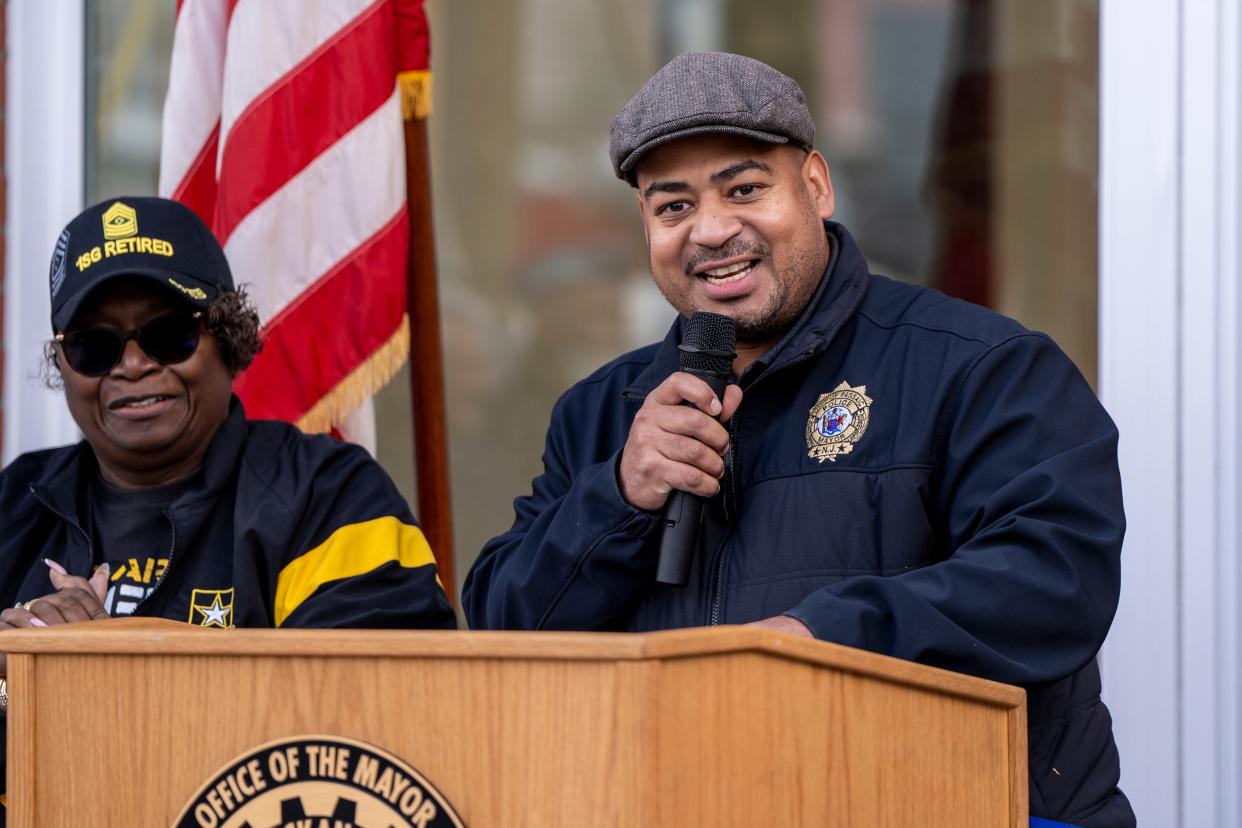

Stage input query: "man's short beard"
[
  {"left": 649, "top": 224, "right": 829, "bottom": 346},
  {"left": 731, "top": 239, "right": 830, "bottom": 344},
  {"left": 730, "top": 298, "right": 796, "bottom": 342},
  {"left": 654, "top": 272, "right": 808, "bottom": 345}
]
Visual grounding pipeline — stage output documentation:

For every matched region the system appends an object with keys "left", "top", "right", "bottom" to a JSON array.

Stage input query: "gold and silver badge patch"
[{"left": 806, "top": 381, "right": 873, "bottom": 463}]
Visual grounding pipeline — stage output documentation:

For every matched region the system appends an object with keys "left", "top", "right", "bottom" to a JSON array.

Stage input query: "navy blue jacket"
[{"left": 464, "top": 223, "right": 1134, "bottom": 827}]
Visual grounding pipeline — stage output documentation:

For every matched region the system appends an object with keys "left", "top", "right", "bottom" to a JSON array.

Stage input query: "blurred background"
[{"left": 85, "top": 0, "right": 1099, "bottom": 588}]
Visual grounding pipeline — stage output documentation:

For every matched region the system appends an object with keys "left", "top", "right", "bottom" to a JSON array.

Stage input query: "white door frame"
[
  {"left": 3, "top": 0, "right": 84, "bottom": 463},
  {"left": 1099, "top": 1, "right": 1241, "bottom": 826}
]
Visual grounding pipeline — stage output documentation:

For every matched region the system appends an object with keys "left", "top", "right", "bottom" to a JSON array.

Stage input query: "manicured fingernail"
[
  {"left": 710, "top": 398, "right": 722, "bottom": 415},
  {"left": 96, "top": 563, "right": 110, "bottom": 577},
  {"left": 44, "top": 558, "right": 67, "bottom": 575},
  {"left": 29, "top": 619, "right": 47, "bottom": 628}
]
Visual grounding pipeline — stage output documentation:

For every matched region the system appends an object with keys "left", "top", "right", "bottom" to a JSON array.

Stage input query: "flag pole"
[{"left": 403, "top": 111, "right": 455, "bottom": 602}]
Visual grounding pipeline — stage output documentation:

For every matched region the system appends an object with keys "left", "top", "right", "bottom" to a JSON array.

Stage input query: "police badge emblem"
[{"left": 806, "top": 381, "right": 873, "bottom": 463}]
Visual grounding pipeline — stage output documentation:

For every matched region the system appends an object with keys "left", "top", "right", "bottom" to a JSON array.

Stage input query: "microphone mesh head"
[{"left": 679, "top": 312, "right": 736, "bottom": 374}]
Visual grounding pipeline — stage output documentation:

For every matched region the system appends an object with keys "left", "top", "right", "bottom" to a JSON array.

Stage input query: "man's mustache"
[{"left": 683, "top": 241, "right": 769, "bottom": 276}]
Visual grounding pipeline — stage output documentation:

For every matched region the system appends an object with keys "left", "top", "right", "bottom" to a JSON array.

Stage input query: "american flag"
[{"left": 158, "top": 0, "right": 431, "bottom": 444}]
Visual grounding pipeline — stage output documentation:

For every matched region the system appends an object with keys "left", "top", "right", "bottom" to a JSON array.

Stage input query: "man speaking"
[{"left": 463, "top": 53, "right": 1133, "bottom": 827}]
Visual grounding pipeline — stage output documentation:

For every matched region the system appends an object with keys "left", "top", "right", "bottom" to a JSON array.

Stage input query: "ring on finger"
[{"left": 22, "top": 600, "right": 37, "bottom": 613}]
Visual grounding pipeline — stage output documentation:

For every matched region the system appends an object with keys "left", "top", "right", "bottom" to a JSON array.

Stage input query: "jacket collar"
[
  {"left": 30, "top": 394, "right": 251, "bottom": 523},
  {"left": 623, "top": 221, "right": 870, "bottom": 399}
]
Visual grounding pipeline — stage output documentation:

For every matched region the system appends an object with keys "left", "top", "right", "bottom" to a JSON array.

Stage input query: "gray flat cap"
[{"left": 609, "top": 51, "right": 815, "bottom": 184}]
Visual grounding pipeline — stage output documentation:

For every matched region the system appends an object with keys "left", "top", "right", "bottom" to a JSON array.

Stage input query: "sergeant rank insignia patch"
[
  {"left": 806, "top": 381, "right": 873, "bottom": 463},
  {"left": 101, "top": 201, "right": 138, "bottom": 239}
]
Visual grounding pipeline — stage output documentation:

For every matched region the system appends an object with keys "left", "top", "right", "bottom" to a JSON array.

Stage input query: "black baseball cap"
[{"left": 49, "top": 196, "right": 235, "bottom": 332}]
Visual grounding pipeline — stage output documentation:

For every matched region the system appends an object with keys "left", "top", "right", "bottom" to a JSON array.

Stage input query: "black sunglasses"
[{"left": 55, "top": 311, "right": 204, "bottom": 377}]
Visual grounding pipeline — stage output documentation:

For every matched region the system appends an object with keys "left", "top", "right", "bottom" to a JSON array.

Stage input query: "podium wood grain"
[{"left": 4, "top": 619, "right": 1026, "bottom": 826}]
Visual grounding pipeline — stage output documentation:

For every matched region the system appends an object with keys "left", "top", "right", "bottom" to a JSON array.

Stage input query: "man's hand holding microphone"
[{"left": 616, "top": 311, "right": 812, "bottom": 637}]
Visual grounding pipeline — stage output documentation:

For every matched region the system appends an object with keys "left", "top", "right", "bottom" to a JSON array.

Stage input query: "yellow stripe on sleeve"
[{"left": 273, "top": 516, "right": 439, "bottom": 627}]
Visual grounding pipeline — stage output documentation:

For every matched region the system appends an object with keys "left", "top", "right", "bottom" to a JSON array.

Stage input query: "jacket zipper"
[
  {"left": 29, "top": 485, "right": 94, "bottom": 571},
  {"left": 709, "top": 413, "right": 739, "bottom": 625},
  {"left": 707, "top": 349, "right": 819, "bottom": 625},
  {"left": 31, "top": 485, "right": 180, "bottom": 615},
  {"left": 133, "top": 513, "right": 179, "bottom": 613}
]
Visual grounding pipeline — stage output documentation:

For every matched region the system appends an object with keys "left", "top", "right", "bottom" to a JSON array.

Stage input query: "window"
[{"left": 82, "top": 0, "right": 1099, "bottom": 588}]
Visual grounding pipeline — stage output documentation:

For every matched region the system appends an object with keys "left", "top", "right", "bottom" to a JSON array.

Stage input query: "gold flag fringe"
[
  {"left": 398, "top": 70, "right": 432, "bottom": 120},
  {"left": 295, "top": 314, "right": 410, "bottom": 434}
]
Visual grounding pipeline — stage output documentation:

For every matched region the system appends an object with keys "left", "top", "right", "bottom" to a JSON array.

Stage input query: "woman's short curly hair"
[
  {"left": 206, "top": 283, "right": 263, "bottom": 375},
  {"left": 41, "top": 282, "right": 263, "bottom": 387}
]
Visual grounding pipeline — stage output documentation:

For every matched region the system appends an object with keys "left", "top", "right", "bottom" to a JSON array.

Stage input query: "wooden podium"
[{"left": 3, "top": 619, "right": 1026, "bottom": 826}]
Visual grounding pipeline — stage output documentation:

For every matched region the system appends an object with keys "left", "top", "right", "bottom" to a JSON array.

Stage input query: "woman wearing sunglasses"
[{"left": 0, "top": 198, "right": 456, "bottom": 796}]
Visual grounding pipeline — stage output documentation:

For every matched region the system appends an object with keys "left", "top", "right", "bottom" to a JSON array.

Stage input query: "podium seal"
[{"left": 173, "top": 735, "right": 466, "bottom": 828}]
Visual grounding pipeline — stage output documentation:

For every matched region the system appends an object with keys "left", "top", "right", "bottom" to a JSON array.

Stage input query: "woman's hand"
[
  {"left": 0, "top": 562, "right": 110, "bottom": 677},
  {"left": 5, "top": 562, "right": 111, "bottom": 627}
]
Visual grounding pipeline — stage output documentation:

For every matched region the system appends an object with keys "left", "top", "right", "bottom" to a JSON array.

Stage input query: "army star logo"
[
  {"left": 189, "top": 588, "right": 235, "bottom": 629},
  {"left": 806, "top": 381, "right": 873, "bottom": 463}
]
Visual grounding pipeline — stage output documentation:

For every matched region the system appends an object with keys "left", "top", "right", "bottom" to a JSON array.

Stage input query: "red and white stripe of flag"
[{"left": 159, "top": 0, "right": 419, "bottom": 446}]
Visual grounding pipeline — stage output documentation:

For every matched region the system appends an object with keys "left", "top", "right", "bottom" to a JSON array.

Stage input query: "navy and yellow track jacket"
[
  {"left": 464, "top": 223, "right": 1134, "bottom": 828},
  {"left": 0, "top": 397, "right": 455, "bottom": 807}
]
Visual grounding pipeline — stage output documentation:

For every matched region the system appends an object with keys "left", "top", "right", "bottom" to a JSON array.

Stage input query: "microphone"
[{"left": 655, "top": 311, "right": 736, "bottom": 586}]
